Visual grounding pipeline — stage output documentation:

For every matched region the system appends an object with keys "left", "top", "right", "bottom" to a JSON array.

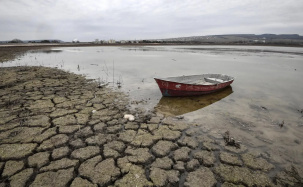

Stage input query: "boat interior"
[{"left": 159, "top": 74, "right": 234, "bottom": 85}]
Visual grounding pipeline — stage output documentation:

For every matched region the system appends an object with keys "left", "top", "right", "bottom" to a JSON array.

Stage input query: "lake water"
[{"left": 2, "top": 45, "right": 303, "bottom": 168}]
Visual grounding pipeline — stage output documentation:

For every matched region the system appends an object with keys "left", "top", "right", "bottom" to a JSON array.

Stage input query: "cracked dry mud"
[{"left": 0, "top": 66, "right": 303, "bottom": 187}]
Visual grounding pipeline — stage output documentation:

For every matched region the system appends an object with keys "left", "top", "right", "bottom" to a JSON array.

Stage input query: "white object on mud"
[
  {"left": 124, "top": 114, "right": 135, "bottom": 121},
  {"left": 92, "top": 110, "right": 96, "bottom": 113}
]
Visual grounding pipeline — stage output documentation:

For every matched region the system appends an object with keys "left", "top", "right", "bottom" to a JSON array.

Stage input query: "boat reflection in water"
[{"left": 155, "top": 86, "right": 233, "bottom": 116}]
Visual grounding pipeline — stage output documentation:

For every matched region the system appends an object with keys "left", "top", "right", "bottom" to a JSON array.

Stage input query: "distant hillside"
[
  {"left": 156, "top": 34, "right": 303, "bottom": 45},
  {"left": 0, "top": 39, "right": 64, "bottom": 44}
]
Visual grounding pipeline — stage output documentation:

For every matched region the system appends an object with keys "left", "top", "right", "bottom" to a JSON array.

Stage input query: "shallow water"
[{"left": 2, "top": 45, "right": 303, "bottom": 168}]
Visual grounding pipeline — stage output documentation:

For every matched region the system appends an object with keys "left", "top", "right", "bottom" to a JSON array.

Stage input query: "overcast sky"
[{"left": 1, "top": 0, "right": 302, "bottom": 42}]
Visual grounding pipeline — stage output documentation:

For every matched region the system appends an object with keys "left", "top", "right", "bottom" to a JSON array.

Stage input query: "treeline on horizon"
[
  {"left": 2, "top": 35, "right": 303, "bottom": 46},
  {"left": 5, "top": 39, "right": 62, "bottom": 44}
]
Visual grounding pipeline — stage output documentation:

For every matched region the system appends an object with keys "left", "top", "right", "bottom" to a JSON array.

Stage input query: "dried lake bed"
[{"left": 0, "top": 45, "right": 303, "bottom": 186}]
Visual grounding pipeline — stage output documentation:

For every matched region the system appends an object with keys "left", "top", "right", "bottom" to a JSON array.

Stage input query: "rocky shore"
[{"left": 0, "top": 66, "right": 302, "bottom": 187}]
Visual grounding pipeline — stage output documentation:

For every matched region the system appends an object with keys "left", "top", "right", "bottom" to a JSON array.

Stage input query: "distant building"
[
  {"left": 108, "top": 39, "right": 115, "bottom": 44},
  {"left": 253, "top": 39, "right": 266, "bottom": 43},
  {"left": 72, "top": 39, "right": 79, "bottom": 43}
]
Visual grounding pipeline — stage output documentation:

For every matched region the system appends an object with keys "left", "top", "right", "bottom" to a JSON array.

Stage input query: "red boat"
[{"left": 154, "top": 74, "right": 234, "bottom": 97}]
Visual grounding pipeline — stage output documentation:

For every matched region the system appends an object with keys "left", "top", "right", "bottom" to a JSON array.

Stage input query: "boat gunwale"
[{"left": 154, "top": 74, "right": 234, "bottom": 86}]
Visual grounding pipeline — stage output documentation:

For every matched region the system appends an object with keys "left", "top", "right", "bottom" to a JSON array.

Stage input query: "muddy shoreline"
[
  {"left": 1, "top": 42, "right": 302, "bottom": 63},
  {"left": 0, "top": 49, "right": 303, "bottom": 186},
  {"left": 0, "top": 46, "right": 50, "bottom": 63}
]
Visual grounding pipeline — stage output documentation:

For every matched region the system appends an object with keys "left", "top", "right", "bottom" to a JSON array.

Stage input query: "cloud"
[{"left": 0, "top": 0, "right": 302, "bottom": 41}]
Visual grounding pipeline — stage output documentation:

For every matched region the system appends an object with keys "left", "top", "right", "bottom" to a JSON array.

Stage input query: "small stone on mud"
[
  {"left": 223, "top": 131, "right": 241, "bottom": 149},
  {"left": 294, "top": 139, "right": 301, "bottom": 144},
  {"left": 124, "top": 114, "right": 135, "bottom": 121}
]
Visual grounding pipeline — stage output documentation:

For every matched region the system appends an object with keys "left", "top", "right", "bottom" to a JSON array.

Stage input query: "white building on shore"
[{"left": 108, "top": 39, "right": 116, "bottom": 44}]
